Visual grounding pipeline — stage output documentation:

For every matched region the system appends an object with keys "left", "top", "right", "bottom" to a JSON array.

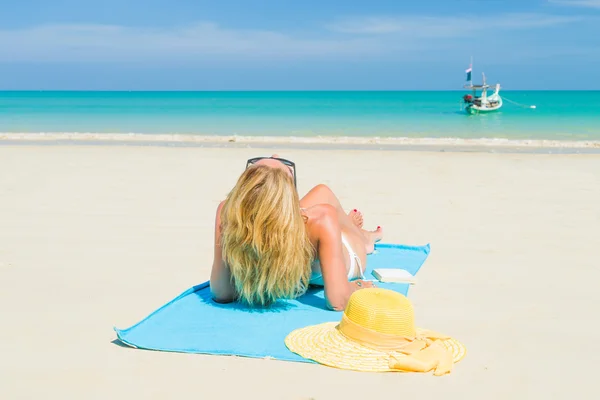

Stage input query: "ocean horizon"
[{"left": 1, "top": 90, "right": 599, "bottom": 141}]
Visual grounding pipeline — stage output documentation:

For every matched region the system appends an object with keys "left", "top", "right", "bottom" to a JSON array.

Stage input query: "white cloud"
[
  {"left": 0, "top": 13, "right": 587, "bottom": 64},
  {"left": 548, "top": 0, "right": 600, "bottom": 8},
  {"left": 328, "top": 13, "right": 582, "bottom": 36},
  {"left": 0, "top": 22, "right": 382, "bottom": 63}
]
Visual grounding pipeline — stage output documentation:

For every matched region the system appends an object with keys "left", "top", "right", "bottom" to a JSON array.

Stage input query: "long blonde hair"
[{"left": 220, "top": 164, "right": 314, "bottom": 306}]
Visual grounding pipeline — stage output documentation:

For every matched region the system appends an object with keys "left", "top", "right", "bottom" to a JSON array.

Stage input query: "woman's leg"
[{"left": 300, "top": 184, "right": 382, "bottom": 256}]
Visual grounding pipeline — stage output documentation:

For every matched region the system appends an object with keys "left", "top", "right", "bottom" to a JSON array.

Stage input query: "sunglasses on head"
[{"left": 246, "top": 156, "right": 297, "bottom": 188}]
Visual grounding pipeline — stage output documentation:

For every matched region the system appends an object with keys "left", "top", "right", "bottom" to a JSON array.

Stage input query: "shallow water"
[{"left": 1, "top": 91, "right": 599, "bottom": 140}]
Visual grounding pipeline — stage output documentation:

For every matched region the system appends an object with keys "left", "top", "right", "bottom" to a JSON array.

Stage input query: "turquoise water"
[{"left": 1, "top": 91, "right": 599, "bottom": 140}]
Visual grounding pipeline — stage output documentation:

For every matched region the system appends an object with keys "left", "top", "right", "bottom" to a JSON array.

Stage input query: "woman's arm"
[
  {"left": 209, "top": 201, "right": 236, "bottom": 303},
  {"left": 312, "top": 204, "right": 364, "bottom": 311}
]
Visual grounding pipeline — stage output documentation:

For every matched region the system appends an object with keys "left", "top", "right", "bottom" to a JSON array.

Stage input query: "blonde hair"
[{"left": 220, "top": 164, "right": 314, "bottom": 306}]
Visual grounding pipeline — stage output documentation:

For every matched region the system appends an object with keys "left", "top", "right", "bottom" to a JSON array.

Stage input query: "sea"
[{"left": 1, "top": 91, "right": 599, "bottom": 143}]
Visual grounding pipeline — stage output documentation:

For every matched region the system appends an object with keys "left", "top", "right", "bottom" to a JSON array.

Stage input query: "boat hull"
[
  {"left": 465, "top": 97, "right": 503, "bottom": 115},
  {"left": 465, "top": 104, "right": 501, "bottom": 114}
]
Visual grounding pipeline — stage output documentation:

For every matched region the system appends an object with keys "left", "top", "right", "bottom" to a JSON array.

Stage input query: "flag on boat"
[{"left": 465, "top": 65, "right": 472, "bottom": 82}]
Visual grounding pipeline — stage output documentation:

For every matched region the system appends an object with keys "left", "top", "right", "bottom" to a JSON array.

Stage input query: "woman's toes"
[
  {"left": 374, "top": 226, "right": 383, "bottom": 242},
  {"left": 348, "top": 209, "right": 364, "bottom": 228}
]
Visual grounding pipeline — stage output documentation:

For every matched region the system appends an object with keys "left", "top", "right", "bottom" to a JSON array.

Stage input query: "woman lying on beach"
[{"left": 209, "top": 155, "right": 383, "bottom": 311}]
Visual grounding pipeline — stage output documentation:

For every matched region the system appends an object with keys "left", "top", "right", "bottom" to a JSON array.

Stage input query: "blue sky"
[{"left": 1, "top": 0, "right": 599, "bottom": 90}]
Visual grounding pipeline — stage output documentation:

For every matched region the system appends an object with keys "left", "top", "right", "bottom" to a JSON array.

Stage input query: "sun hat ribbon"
[{"left": 337, "top": 314, "right": 454, "bottom": 375}]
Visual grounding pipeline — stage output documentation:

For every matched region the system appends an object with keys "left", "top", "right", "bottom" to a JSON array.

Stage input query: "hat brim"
[{"left": 285, "top": 322, "right": 466, "bottom": 373}]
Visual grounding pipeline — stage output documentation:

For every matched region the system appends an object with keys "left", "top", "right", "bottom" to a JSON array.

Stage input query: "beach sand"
[{"left": 1, "top": 144, "right": 598, "bottom": 399}]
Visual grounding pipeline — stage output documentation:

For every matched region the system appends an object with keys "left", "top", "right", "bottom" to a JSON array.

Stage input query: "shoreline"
[{"left": 2, "top": 132, "right": 600, "bottom": 154}]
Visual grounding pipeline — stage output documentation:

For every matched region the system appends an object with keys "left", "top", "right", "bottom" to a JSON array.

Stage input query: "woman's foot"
[
  {"left": 348, "top": 209, "right": 364, "bottom": 229},
  {"left": 363, "top": 226, "right": 383, "bottom": 254}
]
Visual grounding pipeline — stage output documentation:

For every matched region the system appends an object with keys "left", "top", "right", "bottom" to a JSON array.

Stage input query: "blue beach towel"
[{"left": 114, "top": 243, "right": 430, "bottom": 362}]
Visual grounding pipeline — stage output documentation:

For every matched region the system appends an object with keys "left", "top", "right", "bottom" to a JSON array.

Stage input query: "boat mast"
[
  {"left": 481, "top": 72, "right": 488, "bottom": 101},
  {"left": 469, "top": 56, "right": 475, "bottom": 95}
]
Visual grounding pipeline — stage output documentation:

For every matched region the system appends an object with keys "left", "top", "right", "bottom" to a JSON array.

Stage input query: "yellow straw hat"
[{"left": 285, "top": 288, "right": 466, "bottom": 375}]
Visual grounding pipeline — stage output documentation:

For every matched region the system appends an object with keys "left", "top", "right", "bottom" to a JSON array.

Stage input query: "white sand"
[{"left": 1, "top": 144, "right": 598, "bottom": 399}]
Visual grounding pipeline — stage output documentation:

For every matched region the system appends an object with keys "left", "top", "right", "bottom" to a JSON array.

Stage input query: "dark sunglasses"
[{"left": 246, "top": 157, "right": 297, "bottom": 187}]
